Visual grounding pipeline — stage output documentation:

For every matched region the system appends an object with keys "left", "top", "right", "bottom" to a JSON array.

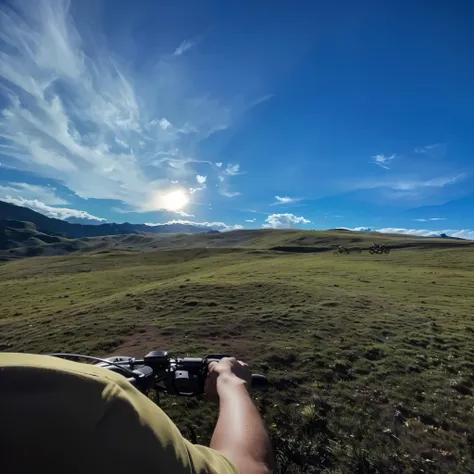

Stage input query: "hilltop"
[
  {"left": 2, "top": 214, "right": 473, "bottom": 262},
  {"left": 3, "top": 199, "right": 473, "bottom": 262}
]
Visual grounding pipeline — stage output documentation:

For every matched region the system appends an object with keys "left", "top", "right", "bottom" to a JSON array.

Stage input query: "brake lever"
[
  {"left": 189, "top": 355, "right": 227, "bottom": 395},
  {"left": 204, "top": 354, "right": 231, "bottom": 363},
  {"left": 203, "top": 355, "right": 269, "bottom": 391}
]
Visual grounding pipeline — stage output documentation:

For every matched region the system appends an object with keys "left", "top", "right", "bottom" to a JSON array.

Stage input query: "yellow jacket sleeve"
[{"left": 0, "top": 353, "right": 239, "bottom": 474}]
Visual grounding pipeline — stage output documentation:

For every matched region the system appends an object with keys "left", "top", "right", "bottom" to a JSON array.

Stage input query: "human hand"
[{"left": 205, "top": 357, "right": 252, "bottom": 400}]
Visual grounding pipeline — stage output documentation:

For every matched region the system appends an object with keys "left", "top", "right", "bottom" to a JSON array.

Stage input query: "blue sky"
[{"left": 0, "top": 0, "right": 473, "bottom": 237}]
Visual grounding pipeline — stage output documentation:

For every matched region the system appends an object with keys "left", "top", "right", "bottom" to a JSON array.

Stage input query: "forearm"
[{"left": 210, "top": 374, "right": 274, "bottom": 474}]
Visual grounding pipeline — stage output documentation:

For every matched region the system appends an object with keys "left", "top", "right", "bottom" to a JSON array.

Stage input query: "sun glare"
[{"left": 161, "top": 190, "right": 189, "bottom": 211}]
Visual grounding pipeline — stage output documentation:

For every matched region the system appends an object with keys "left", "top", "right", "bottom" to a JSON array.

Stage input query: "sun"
[{"left": 161, "top": 190, "right": 189, "bottom": 211}]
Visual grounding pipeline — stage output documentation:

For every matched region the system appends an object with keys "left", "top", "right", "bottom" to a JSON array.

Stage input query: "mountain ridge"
[{"left": 0, "top": 200, "right": 210, "bottom": 238}]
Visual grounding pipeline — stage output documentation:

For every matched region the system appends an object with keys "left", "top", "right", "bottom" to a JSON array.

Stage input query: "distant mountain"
[
  {"left": 65, "top": 216, "right": 106, "bottom": 225},
  {"left": 0, "top": 200, "right": 209, "bottom": 238}
]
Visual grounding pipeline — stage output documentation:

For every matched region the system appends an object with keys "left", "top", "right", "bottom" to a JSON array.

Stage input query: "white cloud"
[
  {"left": 262, "top": 213, "right": 310, "bottom": 229},
  {"left": 250, "top": 94, "right": 274, "bottom": 107},
  {"left": 115, "top": 138, "right": 128, "bottom": 149},
  {"left": 0, "top": 1, "right": 239, "bottom": 211},
  {"left": 334, "top": 227, "right": 373, "bottom": 232},
  {"left": 159, "top": 118, "right": 172, "bottom": 130},
  {"left": 442, "top": 230, "right": 474, "bottom": 240},
  {"left": 3, "top": 196, "right": 106, "bottom": 222},
  {"left": 0, "top": 162, "right": 16, "bottom": 169},
  {"left": 0, "top": 182, "right": 68, "bottom": 205},
  {"left": 172, "top": 210, "right": 195, "bottom": 217},
  {"left": 376, "top": 228, "right": 474, "bottom": 240},
  {"left": 215, "top": 162, "right": 223, "bottom": 168},
  {"left": 413, "top": 217, "right": 446, "bottom": 222},
  {"left": 196, "top": 175, "right": 207, "bottom": 184},
  {"left": 174, "top": 40, "right": 194, "bottom": 56},
  {"left": 343, "top": 226, "right": 474, "bottom": 240},
  {"left": 189, "top": 186, "right": 205, "bottom": 194},
  {"left": 245, "top": 218, "right": 256, "bottom": 223},
  {"left": 271, "top": 195, "right": 303, "bottom": 205},
  {"left": 221, "top": 191, "right": 241, "bottom": 197},
  {"left": 390, "top": 175, "right": 465, "bottom": 191},
  {"left": 336, "top": 226, "right": 373, "bottom": 232},
  {"left": 145, "top": 219, "right": 241, "bottom": 231},
  {"left": 415, "top": 144, "right": 441, "bottom": 154},
  {"left": 275, "top": 196, "right": 294, "bottom": 204},
  {"left": 371, "top": 154, "right": 396, "bottom": 169},
  {"left": 224, "top": 164, "right": 244, "bottom": 176},
  {"left": 354, "top": 174, "right": 466, "bottom": 194}
]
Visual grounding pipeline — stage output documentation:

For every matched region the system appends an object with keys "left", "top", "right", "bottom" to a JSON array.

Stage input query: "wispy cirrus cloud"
[
  {"left": 224, "top": 164, "right": 245, "bottom": 176},
  {"left": 249, "top": 94, "right": 274, "bottom": 108},
  {"left": 371, "top": 153, "right": 396, "bottom": 169},
  {"left": 0, "top": 182, "right": 68, "bottom": 205},
  {"left": 413, "top": 217, "right": 446, "bottom": 222},
  {"left": 415, "top": 143, "right": 442, "bottom": 154},
  {"left": 413, "top": 143, "right": 447, "bottom": 161},
  {"left": 0, "top": 1, "right": 257, "bottom": 212},
  {"left": 353, "top": 174, "right": 466, "bottom": 195},
  {"left": 190, "top": 186, "right": 206, "bottom": 194},
  {"left": 271, "top": 195, "right": 304, "bottom": 205},
  {"left": 262, "top": 213, "right": 310, "bottom": 229},
  {"left": 0, "top": 161, "right": 17, "bottom": 169},
  {"left": 111, "top": 205, "right": 194, "bottom": 218},
  {"left": 173, "top": 210, "right": 195, "bottom": 217},
  {"left": 217, "top": 163, "right": 245, "bottom": 198},
  {"left": 390, "top": 174, "right": 465, "bottom": 191},
  {"left": 245, "top": 218, "right": 256, "bottom": 223},
  {"left": 174, "top": 40, "right": 194, "bottom": 56}
]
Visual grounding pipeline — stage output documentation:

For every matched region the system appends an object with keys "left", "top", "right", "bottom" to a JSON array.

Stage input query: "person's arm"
[{"left": 206, "top": 358, "right": 275, "bottom": 474}]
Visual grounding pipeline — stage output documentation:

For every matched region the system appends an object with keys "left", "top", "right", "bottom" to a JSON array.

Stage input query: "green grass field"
[{"left": 1, "top": 229, "right": 474, "bottom": 472}]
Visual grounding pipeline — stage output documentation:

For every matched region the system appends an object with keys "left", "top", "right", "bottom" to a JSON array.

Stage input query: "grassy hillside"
[
  {"left": 1, "top": 230, "right": 474, "bottom": 472},
  {"left": 2, "top": 226, "right": 472, "bottom": 262}
]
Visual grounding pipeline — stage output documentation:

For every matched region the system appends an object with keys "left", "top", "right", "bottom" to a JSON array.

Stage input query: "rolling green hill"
[
  {"left": 1, "top": 231, "right": 474, "bottom": 472},
  {"left": 2, "top": 220, "right": 473, "bottom": 262}
]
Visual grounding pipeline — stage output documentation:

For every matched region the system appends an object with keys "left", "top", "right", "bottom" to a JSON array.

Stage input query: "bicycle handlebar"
[{"left": 51, "top": 351, "right": 268, "bottom": 400}]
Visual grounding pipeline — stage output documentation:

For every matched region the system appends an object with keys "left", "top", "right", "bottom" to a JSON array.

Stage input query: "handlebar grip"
[{"left": 251, "top": 374, "right": 268, "bottom": 390}]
